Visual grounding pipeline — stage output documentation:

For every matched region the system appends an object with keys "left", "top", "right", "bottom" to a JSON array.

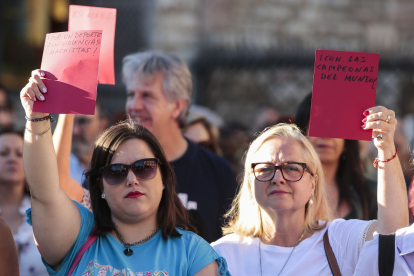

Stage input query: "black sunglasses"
[
  {"left": 251, "top": 161, "right": 314, "bottom": 182},
  {"left": 99, "top": 158, "right": 161, "bottom": 186}
]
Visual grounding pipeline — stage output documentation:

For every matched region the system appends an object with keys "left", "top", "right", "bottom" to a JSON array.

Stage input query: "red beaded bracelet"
[{"left": 373, "top": 147, "right": 398, "bottom": 168}]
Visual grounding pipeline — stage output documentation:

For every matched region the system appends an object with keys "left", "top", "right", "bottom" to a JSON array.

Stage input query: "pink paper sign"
[
  {"left": 69, "top": 5, "right": 116, "bottom": 85},
  {"left": 33, "top": 30, "right": 102, "bottom": 115},
  {"left": 309, "top": 50, "right": 379, "bottom": 141}
]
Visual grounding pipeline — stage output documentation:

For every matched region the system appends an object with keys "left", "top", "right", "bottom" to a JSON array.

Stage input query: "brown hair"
[{"left": 84, "top": 118, "right": 194, "bottom": 238}]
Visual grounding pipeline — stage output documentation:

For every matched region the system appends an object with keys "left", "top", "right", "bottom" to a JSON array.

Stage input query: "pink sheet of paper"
[
  {"left": 309, "top": 50, "right": 379, "bottom": 141},
  {"left": 69, "top": 5, "right": 116, "bottom": 85},
  {"left": 33, "top": 30, "right": 102, "bottom": 115}
]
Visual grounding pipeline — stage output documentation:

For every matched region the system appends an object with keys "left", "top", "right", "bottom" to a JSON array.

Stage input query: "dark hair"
[
  {"left": 85, "top": 118, "right": 195, "bottom": 238},
  {"left": 295, "top": 93, "right": 371, "bottom": 219},
  {"left": 0, "top": 128, "right": 23, "bottom": 139}
]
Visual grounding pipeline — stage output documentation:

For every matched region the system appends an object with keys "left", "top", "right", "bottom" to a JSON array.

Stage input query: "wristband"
[
  {"left": 373, "top": 147, "right": 398, "bottom": 168},
  {"left": 25, "top": 114, "right": 55, "bottom": 123}
]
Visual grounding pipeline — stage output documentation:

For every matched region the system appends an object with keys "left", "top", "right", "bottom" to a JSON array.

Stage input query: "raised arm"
[
  {"left": 53, "top": 114, "right": 84, "bottom": 202},
  {"left": 21, "top": 70, "right": 81, "bottom": 268},
  {"left": 364, "top": 106, "right": 408, "bottom": 239}
]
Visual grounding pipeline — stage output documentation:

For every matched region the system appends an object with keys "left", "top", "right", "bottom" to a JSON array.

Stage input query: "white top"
[
  {"left": 211, "top": 219, "right": 374, "bottom": 276},
  {"left": 354, "top": 224, "right": 414, "bottom": 276},
  {"left": 14, "top": 196, "right": 48, "bottom": 275}
]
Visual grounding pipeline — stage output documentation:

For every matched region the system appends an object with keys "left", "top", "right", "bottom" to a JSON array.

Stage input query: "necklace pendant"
[{"left": 124, "top": 248, "right": 133, "bottom": 256}]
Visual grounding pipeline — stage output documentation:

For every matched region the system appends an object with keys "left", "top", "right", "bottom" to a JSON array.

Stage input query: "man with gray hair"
[{"left": 122, "top": 51, "right": 237, "bottom": 242}]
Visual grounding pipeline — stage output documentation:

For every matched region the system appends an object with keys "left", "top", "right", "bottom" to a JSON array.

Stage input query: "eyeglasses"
[
  {"left": 251, "top": 162, "right": 314, "bottom": 182},
  {"left": 99, "top": 158, "right": 160, "bottom": 186}
]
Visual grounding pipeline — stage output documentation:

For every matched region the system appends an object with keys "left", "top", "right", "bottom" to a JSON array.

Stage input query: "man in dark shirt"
[{"left": 122, "top": 52, "right": 238, "bottom": 242}]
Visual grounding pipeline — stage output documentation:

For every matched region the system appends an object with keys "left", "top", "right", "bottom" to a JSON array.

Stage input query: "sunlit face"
[
  {"left": 102, "top": 139, "right": 164, "bottom": 224},
  {"left": 0, "top": 134, "right": 25, "bottom": 184},
  {"left": 251, "top": 138, "right": 316, "bottom": 214},
  {"left": 307, "top": 134, "right": 345, "bottom": 165},
  {"left": 125, "top": 73, "right": 178, "bottom": 139}
]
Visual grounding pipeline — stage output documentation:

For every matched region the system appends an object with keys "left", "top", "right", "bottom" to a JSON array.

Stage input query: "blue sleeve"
[
  {"left": 26, "top": 201, "right": 95, "bottom": 275},
  {"left": 188, "top": 235, "right": 231, "bottom": 276}
]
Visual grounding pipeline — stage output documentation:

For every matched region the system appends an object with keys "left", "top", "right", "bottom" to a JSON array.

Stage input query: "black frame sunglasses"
[
  {"left": 251, "top": 161, "right": 314, "bottom": 182},
  {"left": 99, "top": 158, "right": 161, "bottom": 186}
]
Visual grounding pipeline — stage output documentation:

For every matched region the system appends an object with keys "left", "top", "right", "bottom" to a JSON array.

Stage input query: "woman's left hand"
[{"left": 362, "top": 106, "right": 397, "bottom": 153}]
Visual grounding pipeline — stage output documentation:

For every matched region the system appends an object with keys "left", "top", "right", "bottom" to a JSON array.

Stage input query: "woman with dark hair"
[
  {"left": 295, "top": 93, "right": 376, "bottom": 220},
  {"left": 0, "top": 128, "right": 47, "bottom": 275},
  {"left": 19, "top": 70, "right": 229, "bottom": 275}
]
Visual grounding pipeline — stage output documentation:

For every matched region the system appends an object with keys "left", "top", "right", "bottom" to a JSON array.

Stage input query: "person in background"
[
  {"left": 70, "top": 103, "right": 109, "bottom": 188},
  {"left": 122, "top": 52, "right": 238, "bottom": 243},
  {"left": 20, "top": 71, "right": 230, "bottom": 274},
  {"left": 0, "top": 217, "right": 19, "bottom": 275},
  {"left": 0, "top": 128, "right": 47, "bottom": 275},
  {"left": 212, "top": 109, "right": 407, "bottom": 275},
  {"left": 183, "top": 113, "right": 221, "bottom": 154},
  {"left": 295, "top": 93, "right": 376, "bottom": 220}
]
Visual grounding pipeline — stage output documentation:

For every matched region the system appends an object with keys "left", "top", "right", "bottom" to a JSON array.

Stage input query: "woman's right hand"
[{"left": 20, "top": 69, "right": 49, "bottom": 118}]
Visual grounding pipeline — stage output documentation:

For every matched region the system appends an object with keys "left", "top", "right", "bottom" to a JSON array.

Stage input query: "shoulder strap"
[
  {"left": 67, "top": 226, "right": 98, "bottom": 276},
  {"left": 323, "top": 229, "right": 342, "bottom": 276},
  {"left": 378, "top": 233, "right": 395, "bottom": 276}
]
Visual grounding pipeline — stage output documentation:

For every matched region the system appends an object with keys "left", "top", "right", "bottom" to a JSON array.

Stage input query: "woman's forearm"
[
  {"left": 24, "top": 119, "right": 61, "bottom": 204},
  {"left": 376, "top": 148, "right": 408, "bottom": 233}
]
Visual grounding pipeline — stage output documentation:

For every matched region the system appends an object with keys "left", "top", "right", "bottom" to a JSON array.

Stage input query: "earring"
[
  {"left": 101, "top": 193, "right": 106, "bottom": 199},
  {"left": 309, "top": 193, "right": 314, "bottom": 205}
]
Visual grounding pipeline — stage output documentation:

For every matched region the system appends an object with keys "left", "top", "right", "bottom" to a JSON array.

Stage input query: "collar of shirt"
[{"left": 398, "top": 224, "right": 414, "bottom": 256}]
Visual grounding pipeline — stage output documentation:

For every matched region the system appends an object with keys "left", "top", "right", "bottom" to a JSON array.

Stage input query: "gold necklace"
[{"left": 259, "top": 228, "right": 306, "bottom": 276}]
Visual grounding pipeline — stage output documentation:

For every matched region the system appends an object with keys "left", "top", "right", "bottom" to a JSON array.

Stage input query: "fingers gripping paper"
[
  {"left": 69, "top": 5, "right": 116, "bottom": 85},
  {"left": 309, "top": 50, "right": 379, "bottom": 141},
  {"left": 33, "top": 30, "right": 102, "bottom": 115}
]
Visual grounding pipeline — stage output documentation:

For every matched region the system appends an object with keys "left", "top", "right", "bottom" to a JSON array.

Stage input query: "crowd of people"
[{"left": 1, "top": 50, "right": 414, "bottom": 275}]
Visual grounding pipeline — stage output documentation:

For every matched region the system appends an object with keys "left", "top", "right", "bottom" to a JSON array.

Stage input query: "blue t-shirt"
[{"left": 26, "top": 202, "right": 230, "bottom": 276}]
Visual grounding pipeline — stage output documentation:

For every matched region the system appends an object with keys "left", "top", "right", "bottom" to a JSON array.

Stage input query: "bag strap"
[
  {"left": 323, "top": 229, "right": 342, "bottom": 276},
  {"left": 378, "top": 233, "right": 396, "bottom": 276},
  {"left": 67, "top": 226, "right": 98, "bottom": 276}
]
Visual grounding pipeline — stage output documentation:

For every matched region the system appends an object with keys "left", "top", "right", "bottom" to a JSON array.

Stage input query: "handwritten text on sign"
[
  {"left": 315, "top": 53, "right": 377, "bottom": 89},
  {"left": 309, "top": 50, "right": 379, "bottom": 141},
  {"left": 34, "top": 30, "right": 102, "bottom": 115},
  {"left": 45, "top": 31, "right": 101, "bottom": 56},
  {"left": 69, "top": 5, "right": 117, "bottom": 85}
]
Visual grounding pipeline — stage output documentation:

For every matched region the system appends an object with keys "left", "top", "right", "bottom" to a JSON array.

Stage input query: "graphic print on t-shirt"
[
  {"left": 178, "top": 193, "right": 198, "bottom": 210},
  {"left": 81, "top": 260, "right": 169, "bottom": 276}
]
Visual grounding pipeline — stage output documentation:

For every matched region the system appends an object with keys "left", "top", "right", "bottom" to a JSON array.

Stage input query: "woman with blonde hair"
[{"left": 212, "top": 108, "right": 408, "bottom": 275}]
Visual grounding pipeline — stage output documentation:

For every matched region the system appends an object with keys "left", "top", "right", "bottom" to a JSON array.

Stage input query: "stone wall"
[
  {"left": 149, "top": 0, "right": 414, "bottom": 126},
  {"left": 153, "top": 0, "right": 414, "bottom": 56}
]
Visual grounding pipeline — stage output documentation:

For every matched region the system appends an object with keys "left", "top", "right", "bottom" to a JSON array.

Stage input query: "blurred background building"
[{"left": 1, "top": 0, "right": 414, "bottom": 146}]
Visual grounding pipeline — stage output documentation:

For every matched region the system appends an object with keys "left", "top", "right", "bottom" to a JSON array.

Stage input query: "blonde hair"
[{"left": 222, "top": 123, "right": 333, "bottom": 237}]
